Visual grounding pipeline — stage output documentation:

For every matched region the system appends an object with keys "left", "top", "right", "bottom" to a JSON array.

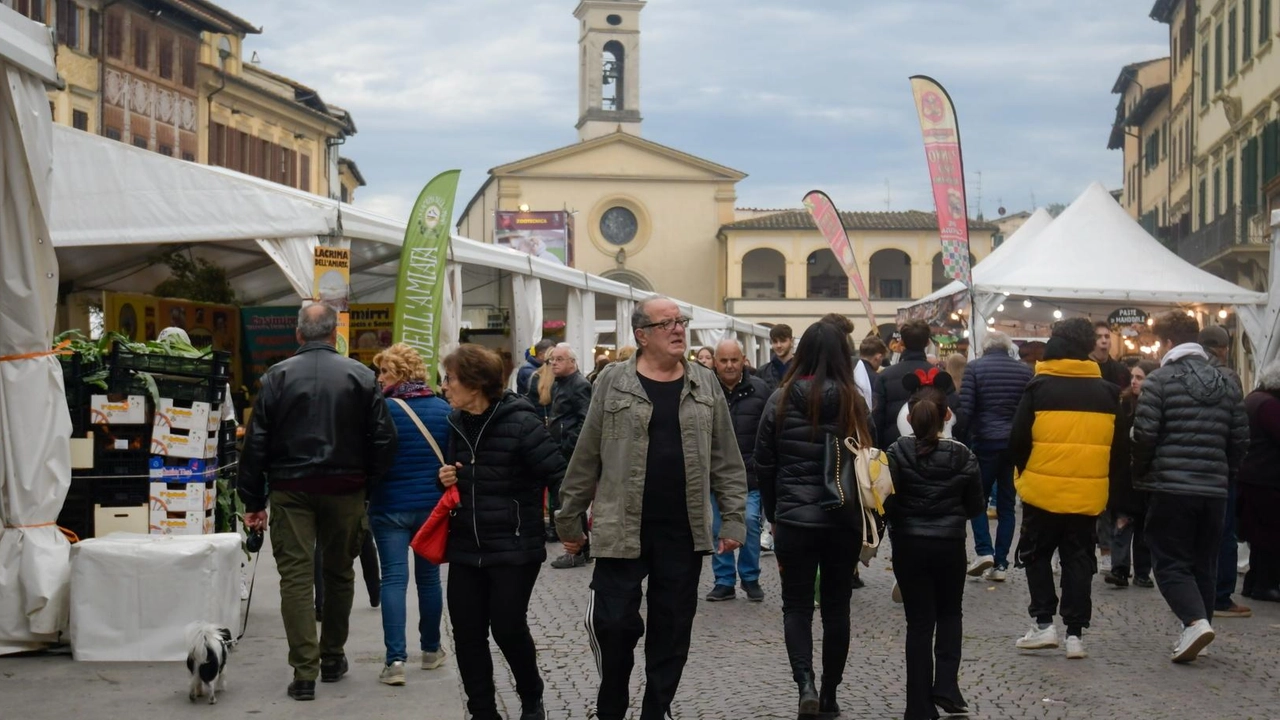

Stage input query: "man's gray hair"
[
  {"left": 714, "top": 337, "right": 744, "bottom": 356},
  {"left": 553, "top": 342, "right": 578, "bottom": 363},
  {"left": 631, "top": 296, "right": 675, "bottom": 330},
  {"left": 1257, "top": 360, "right": 1280, "bottom": 392},
  {"left": 981, "top": 330, "right": 1015, "bottom": 356},
  {"left": 298, "top": 304, "right": 338, "bottom": 342}
]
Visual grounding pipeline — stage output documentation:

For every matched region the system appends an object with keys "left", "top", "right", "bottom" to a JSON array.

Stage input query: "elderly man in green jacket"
[{"left": 557, "top": 296, "right": 748, "bottom": 720}]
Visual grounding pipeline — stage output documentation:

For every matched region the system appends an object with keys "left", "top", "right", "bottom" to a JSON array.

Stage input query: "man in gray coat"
[
  {"left": 557, "top": 297, "right": 747, "bottom": 720},
  {"left": 1133, "top": 312, "right": 1248, "bottom": 664}
]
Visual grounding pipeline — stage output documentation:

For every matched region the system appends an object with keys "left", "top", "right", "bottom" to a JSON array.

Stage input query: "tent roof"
[
  {"left": 0, "top": 3, "right": 57, "bottom": 84},
  {"left": 975, "top": 182, "right": 1266, "bottom": 305},
  {"left": 907, "top": 207, "right": 1055, "bottom": 308}
]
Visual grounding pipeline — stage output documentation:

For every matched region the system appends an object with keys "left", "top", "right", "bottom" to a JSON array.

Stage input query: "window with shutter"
[
  {"left": 106, "top": 12, "right": 122, "bottom": 59},
  {"left": 89, "top": 10, "right": 100, "bottom": 57},
  {"left": 1201, "top": 43, "right": 1210, "bottom": 106},
  {"left": 72, "top": 109, "right": 88, "bottom": 130},
  {"left": 1229, "top": 9, "right": 1238, "bottom": 78},
  {"left": 300, "top": 155, "right": 311, "bottom": 192},
  {"left": 181, "top": 42, "right": 196, "bottom": 88},
  {"left": 1226, "top": 156, "right": 1235, "bottom": 211},
  {"left": 55, "top": 0, "right": 69, "bottom": 47},
  {"left": 134, "top": 26, "right": 148, "bottom": 70},
  {"left": 1214, "top": 22, "right": 1223, "bottom": 91},
  {"left": 1242, "top": 138, "right": 1258, "bottom": 218},
  {"left": 239, "top": 131, "right": 250, "bottom": 173},
  {"left": 158, "top": 34, "right": 173, "bottom": 80},
  {"left": 1262, "top": 0, "right": 1273, "bottom": 45},
  {"left": 1245, "top": 0, "right": 1254, "bottom": 58}
]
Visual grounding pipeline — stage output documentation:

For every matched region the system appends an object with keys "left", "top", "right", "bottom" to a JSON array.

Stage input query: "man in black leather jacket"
[
  {"left": 546, "top": 343, "right": 593, "bottom": 567},
  {"left": 239, "top": 304, "right": 397, "bottom": 701}
]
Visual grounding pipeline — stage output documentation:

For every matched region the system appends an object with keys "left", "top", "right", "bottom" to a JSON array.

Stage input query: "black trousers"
[
  {"left": 1244, "top": 547, "right": 1280, "bottom": 596},
  {"left": 892, "top": 534, "right": 967, "bottom": 720},
  {"left": 1146, "top": 492, "right": 1226, "bottom": 625},
  {"left": 1110, "top": 511, "right": 1151, "bottom": 580},
  {"left": 775, "top": 523, "right": 858, "bottom": 686},
  {"left": 588, "top": 523, "right": 702, "bottom": 720},
  {"left": 1016, "top": 503, "right": 1096, "bottom": 633},
  {"left": 447, "top": 561, "right": 544, "bottom": 718}
]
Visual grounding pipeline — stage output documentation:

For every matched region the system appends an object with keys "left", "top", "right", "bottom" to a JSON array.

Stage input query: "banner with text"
[
  {"left": 494, "top": 210, "right": 572, "bottom": 266},
  {"left": 803, "top": 190, "right": 876, "bottom": 328},
  {"left": 313, "top": 246, "right": 351, "bottom": 355},
  {"left": 240, "top": 306, "right": 299, "bottom": 392},
  {"left": 392, "top": 170, "right": 462, "bottom": 374},
  {"left": 350, "top": 303, "right": 395, "bottom": 365},
  {"left": 910, "top": 75, "right": 972, "bottom": 286}
]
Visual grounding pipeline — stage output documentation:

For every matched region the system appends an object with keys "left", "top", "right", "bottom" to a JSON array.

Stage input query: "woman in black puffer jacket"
[
  {"left": 886, "top": 371, "right": 984, "bottom": 720},
  {"left": 438, "top": 344, "right": 565, "bottom": 720},
  {"left": 756, "top": 322, "right": 873, "bottom": 718}
]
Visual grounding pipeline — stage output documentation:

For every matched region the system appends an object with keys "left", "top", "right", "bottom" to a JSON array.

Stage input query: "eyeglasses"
[
  {"left": 441, "top": 374, "right": 453, "bottom": 385},
  {"left": 638, "top": 315, "right": 692, "bottom": 333}
]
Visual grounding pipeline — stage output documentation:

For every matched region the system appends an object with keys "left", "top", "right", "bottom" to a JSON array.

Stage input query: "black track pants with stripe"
[{"left": 586, "top": 522, "right": 703, "bottom": 720}]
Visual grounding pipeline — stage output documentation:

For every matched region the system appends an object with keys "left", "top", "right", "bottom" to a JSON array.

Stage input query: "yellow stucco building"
[{"left": 456, "top": 0, "right": 993, "bottom": 335}]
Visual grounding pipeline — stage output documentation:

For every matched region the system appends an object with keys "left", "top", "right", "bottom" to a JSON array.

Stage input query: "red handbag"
[{"left": 411, "top": 485, "right": 460, "bottom": 564}]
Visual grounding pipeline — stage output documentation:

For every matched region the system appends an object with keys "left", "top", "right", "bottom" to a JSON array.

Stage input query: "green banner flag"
[{"left": 392, "top": 170, "right": 461, "bottom": 371}]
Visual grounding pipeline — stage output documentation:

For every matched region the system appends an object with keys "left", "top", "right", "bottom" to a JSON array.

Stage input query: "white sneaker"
[
  {"left": 891, "top": 581, "right": 903, "bottom": 604},
  {"left": 1065, "top": 635, "right": 1086, "bottom": 659},
  {"left": 1016, "top": 625, "right": 1059, "bottom": 650},
  {"left": 1171, "top": 620, "right": 1215, "bottom": 663},
  {"left": 966, "top": 555, "right": 995, "bottom": 577},
  {"left": 983, "top": 567, "right": 1007, "bottom": 582},
  {"left": 379, "top": 660, "right": 406, "bottom": 686},
  {"left": 759, "top": 529, "right": 774, "bottom": 553},
  {"left": 1098, "top": 553, "right": 1112, "bottom": 572},
  {"left": 421, "top": 649, "right": 447, "bottom": 670}
]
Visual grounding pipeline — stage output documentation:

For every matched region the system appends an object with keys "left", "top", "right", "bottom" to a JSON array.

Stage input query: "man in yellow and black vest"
[{"left": 1007, "top": 317, "right": 1119, "bottom": 661}]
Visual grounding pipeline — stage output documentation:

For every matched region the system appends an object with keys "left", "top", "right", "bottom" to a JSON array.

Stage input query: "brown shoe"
[{"left": 1215, "top": 602, "right": 1252, "bottom": 618}]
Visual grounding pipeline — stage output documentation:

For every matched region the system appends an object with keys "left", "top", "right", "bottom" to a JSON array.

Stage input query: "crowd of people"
[{"left": 233, "top": 299, "right": 1278, "bottom": 720}]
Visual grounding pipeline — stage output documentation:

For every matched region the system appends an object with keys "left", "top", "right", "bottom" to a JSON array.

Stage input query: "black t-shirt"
[{"left": 638, "top": 373, "right": 689, "bottom": 526}]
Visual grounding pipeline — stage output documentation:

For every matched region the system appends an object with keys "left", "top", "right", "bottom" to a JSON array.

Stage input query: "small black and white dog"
[{"left": 185, "top": 622, "right": 232, "bottom": 704}]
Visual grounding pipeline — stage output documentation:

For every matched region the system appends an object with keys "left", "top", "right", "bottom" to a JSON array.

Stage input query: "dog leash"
[{"left": 237, "top": 550, "right": 260, "bottom": 643}]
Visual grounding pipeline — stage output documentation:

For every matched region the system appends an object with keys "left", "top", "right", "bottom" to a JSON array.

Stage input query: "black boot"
[
  {"left": 819, "top": 682, "right": 840, "bottom": 717},
  {"left": 519, "top": 698, "right": 545, "bottom": 720},
  {"left": 798, "top": 673, "right": 820, "bottom": 716}
]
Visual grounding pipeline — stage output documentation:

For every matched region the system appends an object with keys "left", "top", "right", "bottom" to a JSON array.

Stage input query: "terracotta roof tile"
[{"left": 721, "top": 210, "right": 997, "bottom": 232}]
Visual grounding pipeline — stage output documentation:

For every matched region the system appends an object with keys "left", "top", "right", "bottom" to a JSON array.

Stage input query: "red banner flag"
[
  {"left": 803, "top": 190, "right": 876, "bottom": 328},
  {"left": 909, "top": 75, "right": 972, "bottom": 286}
]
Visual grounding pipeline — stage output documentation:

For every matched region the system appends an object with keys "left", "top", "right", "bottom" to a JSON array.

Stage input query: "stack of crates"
[
  {"left": 57, "top": 353, "right": 104, "bottom": 541},
  {"left": 107, "top": 345, "right": 232, "bottom": 537}
]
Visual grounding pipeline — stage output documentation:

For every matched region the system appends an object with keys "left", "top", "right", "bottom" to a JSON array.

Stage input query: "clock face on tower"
[{"left": 600, "top": 206, "right": 638, "bottom": 246}]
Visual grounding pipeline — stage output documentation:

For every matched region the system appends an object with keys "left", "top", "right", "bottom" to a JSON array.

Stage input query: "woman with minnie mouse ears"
[{"left": 885, "top": 369, "right": 985, "bottom": 720}]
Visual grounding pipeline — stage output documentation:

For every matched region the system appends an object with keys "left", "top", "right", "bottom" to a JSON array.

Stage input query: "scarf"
[{"left": 384, "top": 380, "right": 434, "bottom": 399}]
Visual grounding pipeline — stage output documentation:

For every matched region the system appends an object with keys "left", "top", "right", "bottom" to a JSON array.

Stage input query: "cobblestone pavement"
[{"left": 478, "top": 536, "right": 1280, "bottom": 720}]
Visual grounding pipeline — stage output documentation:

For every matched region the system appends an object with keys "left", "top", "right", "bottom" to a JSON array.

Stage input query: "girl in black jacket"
[
  {"left": 756, "top": 322, "right": 873, "bottom": 718},
  {"left": 1106, "top": 359, "right": 1158, "bottom": 588},
  {"left": 886, "top": 370, "right": 984, "bottom": 720},
  {"left": 438, "top": 345, "right": 566, "bottom": 720}
]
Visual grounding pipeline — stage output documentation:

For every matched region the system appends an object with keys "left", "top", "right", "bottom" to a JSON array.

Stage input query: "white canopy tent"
[
  {"left": 897, "top": 183, "right": 1269, "bottom": 358},
  {"left": 46, "top": 122, "right": 775, "bottom": 368},
  {"left": 0, "top": 4, "right": 73, "bottom": 653}
]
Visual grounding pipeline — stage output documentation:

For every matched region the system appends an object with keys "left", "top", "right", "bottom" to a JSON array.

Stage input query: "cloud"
[{"left": 215, "top": 0, "right": 1167, "bottom": 224}]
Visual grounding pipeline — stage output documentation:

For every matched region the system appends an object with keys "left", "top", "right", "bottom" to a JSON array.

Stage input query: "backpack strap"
[{"left": 389, "top": 397, "right": 446, "bottom": 465}]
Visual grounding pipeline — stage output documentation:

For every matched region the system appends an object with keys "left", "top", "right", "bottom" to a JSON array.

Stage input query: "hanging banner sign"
[
  {"left": 803, "top": 190, "right": 877, "bottom": 328},
  {"left": 392, "top": 170, "right": 462, "bottom": 372},
  {"left": 909, "top": 74, "right": 972, "bottom": 287}
]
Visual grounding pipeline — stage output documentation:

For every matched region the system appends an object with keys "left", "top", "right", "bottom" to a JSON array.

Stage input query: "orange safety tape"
[{"left": 0, "top": 339, "right": 74, "bottom": 363}]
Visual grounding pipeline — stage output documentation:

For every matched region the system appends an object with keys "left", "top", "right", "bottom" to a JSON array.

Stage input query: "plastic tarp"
[
  {"left": 0, "top": 5, "right": 72, "bottom": 654},
  {"left": 566, "top": 288, "right": 597, "bottom": 363},
  {"left": 69, "top": 533, "right": 241, "bottom": 661},
  {"left": 510, "top": 275, "right": 543, "bottom": 389},
  {"left": 1236, "top": 210, "right": 1280, "bottom": 375}
]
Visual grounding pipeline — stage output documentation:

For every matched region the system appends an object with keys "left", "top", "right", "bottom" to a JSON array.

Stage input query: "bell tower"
[{"left": 574, "top": 1, "right": 644, "bottom": 141}]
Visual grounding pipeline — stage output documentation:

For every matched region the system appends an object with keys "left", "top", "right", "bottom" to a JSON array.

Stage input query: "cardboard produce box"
[
  {"left": 89, "top": 395, "right": 147, "bottom": 425},
  {"left": 148, "top": 481, "right": 214, "bottom": 514},
  {"left": 153, "top": 398, "right": 221, "bottom": 433},
  {"left": 150, "top": 427, "right": 216, "bottom": 460},
  {"left": 149, "top": 508, "right": 214, "bottom": 536},
  {"left": 148, "top": 455, "right": 218, "bottom": 481}
]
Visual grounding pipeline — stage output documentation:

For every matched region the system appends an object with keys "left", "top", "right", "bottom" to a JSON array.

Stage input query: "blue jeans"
[
  {"left": 369, "top": 509, "right": 442, "bottom": 663},
  {"left": 711, "top": 489, "right": 762, "bottom": 585},
  {"left": 969, "top": 441, "right": 1016, "bottom": 569}
]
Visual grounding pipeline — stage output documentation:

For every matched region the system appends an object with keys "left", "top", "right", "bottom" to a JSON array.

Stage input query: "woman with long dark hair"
[
  {"left": 756, "top": 321, "right": 874, "bottom": 717},
  {"left": 886, "top": 372, "right": 983, "bottom": 719},
  {"left": 1105, "top": 359, "right": 1159, "bottom": 589}
]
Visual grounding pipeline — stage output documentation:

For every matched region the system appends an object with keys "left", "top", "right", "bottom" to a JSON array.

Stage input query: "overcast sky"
[{"left": 217, "top": 0, "right": 1167, "bottom": 223}]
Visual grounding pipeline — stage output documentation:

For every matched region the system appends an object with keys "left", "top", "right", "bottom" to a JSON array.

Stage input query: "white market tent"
[
  {"left": 47, "top": 124, "right": 774, "bottom": 366},
  {"left": 0, "top": 4, "right": 72, "bottom": 654},
  {"left": 898, "top": 182, "right": 1271, "bottom": 360}
]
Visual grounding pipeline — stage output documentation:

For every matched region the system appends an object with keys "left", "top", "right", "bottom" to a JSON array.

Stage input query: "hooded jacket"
[
  {"left": 444, "top": 392, "right": 566, "bottom": 567},
  {"left": 1131, "top": 349, "right": 1248, "bottom": 498},
  {"left": 885, "top": 437, "right": 985, "bottom": 539},
  {"left": 1009, "top": 357, "right": 1118, "bottom": 515}
]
